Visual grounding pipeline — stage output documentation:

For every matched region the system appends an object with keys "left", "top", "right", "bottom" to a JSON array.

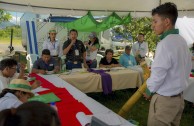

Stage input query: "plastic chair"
[
  {"left": 26, "top": 54, "right": 39, "bottom": 73},
  {"left": 96, "top": 54, "right": 103, "bottom": 68}
]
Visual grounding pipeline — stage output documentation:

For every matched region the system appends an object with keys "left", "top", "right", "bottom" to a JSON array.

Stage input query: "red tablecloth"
[{"left": 30, "top": 73, "right": 92, "bottom": 126}]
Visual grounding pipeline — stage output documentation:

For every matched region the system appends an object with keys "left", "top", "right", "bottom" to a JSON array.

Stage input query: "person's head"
[
  {"left": 151, "top": 2, "right": 178, "bottom": 35},
  {"left": 69, "top": 29, "right": 78, "bottom": 41},
  {"left": 137, "top": 33, "right": 144, "bottom": 43},
  {"left": 125, "top": 46, "right": 131, "bottom": 55},
  {"left": 0, "top": 79, "right": 34, "bottom": 103},
  {"left": 0, "top": 58, "right": 18, "bottom": 77},
  {"left": 41, "top": 49, "right": 51, "bottom": 63},
  {"left": 49, "top": 28, "right": 57, "bottom": 41},
  {"left": 88, "top": 32, "right": 97, "bottom": 42},
  {"left": 0, "top": 101, "right": 61, "bottom": 126},
  {"left": 105, "top": 49, "right": 114, "bottom": 60}
]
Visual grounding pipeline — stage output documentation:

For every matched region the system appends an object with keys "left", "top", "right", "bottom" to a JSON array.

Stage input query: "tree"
[
  {"left": 112, "top": 17, "right": 159, "bottom": 52},
  {"left": 0, "top": 9, "right": 12, "bottom": 23}
]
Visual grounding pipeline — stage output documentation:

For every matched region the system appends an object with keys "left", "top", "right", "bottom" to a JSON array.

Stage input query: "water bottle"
[{"left": 50, "top": 102, "right": 58, "bottom": 112}]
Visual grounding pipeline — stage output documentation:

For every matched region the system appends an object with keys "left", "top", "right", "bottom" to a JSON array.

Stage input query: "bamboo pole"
[{"left": 118, "top": 62, "right": 151, "bottom": 118}]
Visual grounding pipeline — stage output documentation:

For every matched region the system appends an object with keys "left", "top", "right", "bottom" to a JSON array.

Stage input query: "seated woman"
[
  {"left": 0, "top": 101, "right": 61, "bottom": 126},
  {"left": 32, "top": 49, "right": 60, "bottom": 74},
  {"left": 85, "top": 32, "right": 100, "bottom": 68},
  {"left": 99, "top": 49, "right": 121, "bottom": 68},
  {"left": 0, "top": 79, "right": 34, "bottom": 111}
]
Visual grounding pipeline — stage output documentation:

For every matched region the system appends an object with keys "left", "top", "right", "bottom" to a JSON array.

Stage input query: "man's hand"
[
  {"left": 20, "top": 63, "right": 26, "bottom": 72},
  {"left": 71, "top": 39, "right": 76, "bottom": 44},
  {"left": 38, "top": 70, "right": 46, "bottom": 74},
  {"left": 31, "top": 80, "right": 41, "bottom": 89},
  {"left": 143, "top": 93, "right": 152, "bottom": 101}
]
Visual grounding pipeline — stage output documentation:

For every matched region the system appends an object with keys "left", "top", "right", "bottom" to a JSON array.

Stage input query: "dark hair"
[
  {"left": 138, "top": 33, "right": 144, "bottom": 37},
  {"left": 125, "top": 45, "right": 131, "bottom": 50},
  {"left": 69, "top": 29, "right": 78, "bottom": 35},
  {"left": 0, "top": 101, "right": 61, "bottom": 126},
  {"left": 0, "top": 89, "right": 17, "bottom": 98},
  {"left": 87, "top": 37, "right": 100, "bottom": 50},
  {"left": 105, "top": 49, "right": 114, "bottom": 55},
  {"left": 42, "top": 49, "right": 50, "bottom": 55},
  {"left": 152, "top": 2, "right": 178, "bottom": 25},
  {"left": 0, "top": 58, "right": 17, "bottom": 71},
  {"left": 0, "top": 89, "right": 27, "bottom": 98}
]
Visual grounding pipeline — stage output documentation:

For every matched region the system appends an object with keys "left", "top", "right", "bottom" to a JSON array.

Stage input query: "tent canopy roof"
[{"left": 0, "top": 0, "right": 194, "bottom": 17}]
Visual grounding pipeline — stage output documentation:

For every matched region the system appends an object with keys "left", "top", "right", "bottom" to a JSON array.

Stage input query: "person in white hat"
[
  {"left": 84, "top": 32, "right": 100, "bottom": 68},
  {"left": 42, "top": 28, "right": 62, "bottom": 57},
  {"left": 0, "top": 79, "right": 34, "bottom": 111}
]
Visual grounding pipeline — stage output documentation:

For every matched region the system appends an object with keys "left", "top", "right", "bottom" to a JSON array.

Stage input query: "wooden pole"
[{"left": 118, "top": 62, "right": 151, "bottom": 118}]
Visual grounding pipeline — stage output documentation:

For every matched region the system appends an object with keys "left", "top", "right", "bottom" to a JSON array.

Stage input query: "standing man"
[
  {"left": 132, "top": 33, "right": 148, "bottom": 64},
  {"left": 119, "top": 46, "right": 137, "bottom": 68},
  {"left": 147, "top": 2, "right": 192, "bottom": 126},
  {"left": 63, "top": 29, "right": 88, "bottom": 70}
]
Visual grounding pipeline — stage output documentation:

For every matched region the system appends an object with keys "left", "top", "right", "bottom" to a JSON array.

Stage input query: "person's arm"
[
  {"left": 131, "top": 43, "right": 136, "bottom": 56},
  {"left": 31, "top": 60, "right": 46, "bottom": 74},
  {"left": 144, "top": 42, "right": 149, "bottom": 57},
  {"left": 83, "top": 51, "right": 88, "bottom": 68},
  {"left": 132, "top": 56, "right": 137, "bottom": 66},
  {"left": 63, "top": 40, "right": 75, "bottom": 55},
  {"left": 147, "top": 43, "right": 170, "bottom": 93},
  {"left": 17, "top": 63, "right": 26, "bottom": 79},
  {"left": 87, "top": 43, "right": 100, "bottom": 52},
  {"left": 53, "top": 58, "right": 60, "bottom": 73},
  {"left": 111, "top": 59, "right": 121, "bottom": 67},
  {"left": 119, "top": 55, "right": 125, "bottom": 67},
  {"left": 99, "top": 64, "right": 111, "bottom": 68}
]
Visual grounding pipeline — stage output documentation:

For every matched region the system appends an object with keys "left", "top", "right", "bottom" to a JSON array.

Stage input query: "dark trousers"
[{"left": 66, "top": 61, "right": 82, "bottom": 70}]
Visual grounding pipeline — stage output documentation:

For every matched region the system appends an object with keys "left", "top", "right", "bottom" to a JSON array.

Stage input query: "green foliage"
[
  {"left": 0, "top": 26, "right": 22, "bottom": 39},
  {"left": 0, "top": 9, "right": 12, "bottom": 23},
  {"left": 113, "top": 17, "right": 159, "bottom": 52}
]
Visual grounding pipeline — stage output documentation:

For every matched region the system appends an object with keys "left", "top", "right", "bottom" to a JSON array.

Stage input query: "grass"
[
  {"left": 0, "top": 37, "right": 22, "bottom": 46},
  {"left": 87, "top": 89, "right": 194, "bottom": 126}
]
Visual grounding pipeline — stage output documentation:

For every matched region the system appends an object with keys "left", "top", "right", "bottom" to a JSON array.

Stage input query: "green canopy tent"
[{"left": 57, "top": 11, "right": 131, "bottom": 32}]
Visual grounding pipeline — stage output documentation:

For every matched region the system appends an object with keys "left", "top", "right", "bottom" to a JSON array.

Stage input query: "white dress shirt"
[
  {"left": 42, "top": 39, "right": 62, "bottom": 57},
  {"left": 147, "top": 34, "right": 192, "bottom": 96},
  {"left": 0, "top": 71, "right": 18, "bottom": 93},
  {"left": 132, "top": 41, "right": 148, "bottom": 57},
  {"left": 0, "top": 93, "right": 22, "bottom": 111}
]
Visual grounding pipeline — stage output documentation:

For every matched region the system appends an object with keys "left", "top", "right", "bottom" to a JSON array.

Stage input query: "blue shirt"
[
  {"left": 119, "top": 53, "right": 137, "bottom": 68},
  {"left": 33, "top": 57, "right": 58, "bottom": 71}
]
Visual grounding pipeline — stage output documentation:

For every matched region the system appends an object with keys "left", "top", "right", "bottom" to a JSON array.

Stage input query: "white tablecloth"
[{"left": 39, "top": 74, "right": 135, "bottom": 126}]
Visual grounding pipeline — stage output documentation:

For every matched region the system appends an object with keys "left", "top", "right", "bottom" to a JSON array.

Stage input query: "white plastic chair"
[
  {"left": 96, "top": 54, "right": 103, "bottom": 68},
  {"left": 26, "top": 54, "right": 39, "bottom": 73}
]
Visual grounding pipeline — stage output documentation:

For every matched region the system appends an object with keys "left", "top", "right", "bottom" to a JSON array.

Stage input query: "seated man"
[
  {"left": 99, "top": 49, "right": 121, "bottom": 68},
  {"left": 0, "top": 58, "right": 39, "bottom": 92},
  {"left": 119, "top": 46, "right": 137, "bottom": 68},
  {"left": 32, "top": 49, "right": 60, "bottom": 74}
]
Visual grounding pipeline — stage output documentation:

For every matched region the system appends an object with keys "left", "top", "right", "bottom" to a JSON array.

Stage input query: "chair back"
[
  {"left": 96, "top": 54, "right": 103, "bottom": 68},
  {"left": 26, "top": 54, "right": 39, "bottom": 72}
]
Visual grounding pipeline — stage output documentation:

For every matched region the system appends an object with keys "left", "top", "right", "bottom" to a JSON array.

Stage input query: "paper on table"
[
  {"left": 93, "top": 112, "right": 122, "bottom": 126},
  {"left": 76, "top": 112, "right": 91, "bottom": 126},
  {"left": 32, "top": 86, "right": 49, "bottom": 93}
]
